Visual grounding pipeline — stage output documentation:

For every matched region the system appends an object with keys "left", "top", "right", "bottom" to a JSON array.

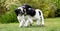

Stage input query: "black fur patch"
[
  {"left": 15, "top": 9, "right": 22, "bottom": 16},
  {"left": 26, "top": 8, "right": 36, "bottom": 17},
  {"left": 39, "top": 11, "right": 41, "bottom": 15},
  {"left": 22, "top": 4, "right": 33, "bottom": 11}
]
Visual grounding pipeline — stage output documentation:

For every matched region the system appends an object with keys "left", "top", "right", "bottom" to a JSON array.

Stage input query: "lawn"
[{"left": 0, "top": 17, "right": 60, "bottom": 31}]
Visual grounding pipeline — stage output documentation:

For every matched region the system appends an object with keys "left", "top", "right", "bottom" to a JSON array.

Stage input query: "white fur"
[{"left": 17, "top": 14, "right": 25, "bottom": 27}]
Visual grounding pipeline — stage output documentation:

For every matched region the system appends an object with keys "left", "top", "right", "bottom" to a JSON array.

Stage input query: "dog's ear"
[
  {"left": 15, "top": 9, "right": 21, "bottom": 16},
  {"left": 15, "top": 9, "right": 18, "bottom": 16}
]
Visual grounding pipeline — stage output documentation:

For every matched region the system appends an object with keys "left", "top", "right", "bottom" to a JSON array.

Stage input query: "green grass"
[{"left": 0, "top": 18, "right": 60, "bottom": 31}]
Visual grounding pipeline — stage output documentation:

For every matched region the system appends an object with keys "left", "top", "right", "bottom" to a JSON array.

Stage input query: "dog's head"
[{"left": 15, "top": 7, "right": 25, "bottom": 16}]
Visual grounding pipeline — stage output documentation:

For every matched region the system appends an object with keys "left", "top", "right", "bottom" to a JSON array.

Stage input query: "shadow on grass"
[{"left": 22, "top": 25, "right": 47, "bottom": 28}]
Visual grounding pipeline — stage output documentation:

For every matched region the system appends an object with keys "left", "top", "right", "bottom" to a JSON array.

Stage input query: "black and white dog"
[{"left": 15, "top": 4, "right": 44, "bottom": 27}]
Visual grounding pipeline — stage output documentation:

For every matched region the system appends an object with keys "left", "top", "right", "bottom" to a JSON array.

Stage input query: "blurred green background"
[{"left": 0, "top": 0, "right": 59, "bottom": 23}]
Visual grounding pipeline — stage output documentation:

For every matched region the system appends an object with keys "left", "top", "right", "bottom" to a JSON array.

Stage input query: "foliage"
[
  {"left": 55, "top": 9, "right": 60, "bottom": 17},
  {"left": 0, "top": 11, "right": 18, "bottom": 23},
  {"left": 55, "top": 0, "right": 60, "bottom": 17},
  {"left": 0, "top": 0, "right": 7, "bottom": 15},
  {"left": 0, "top": 5, "right": 18, "bottom": 23}
]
